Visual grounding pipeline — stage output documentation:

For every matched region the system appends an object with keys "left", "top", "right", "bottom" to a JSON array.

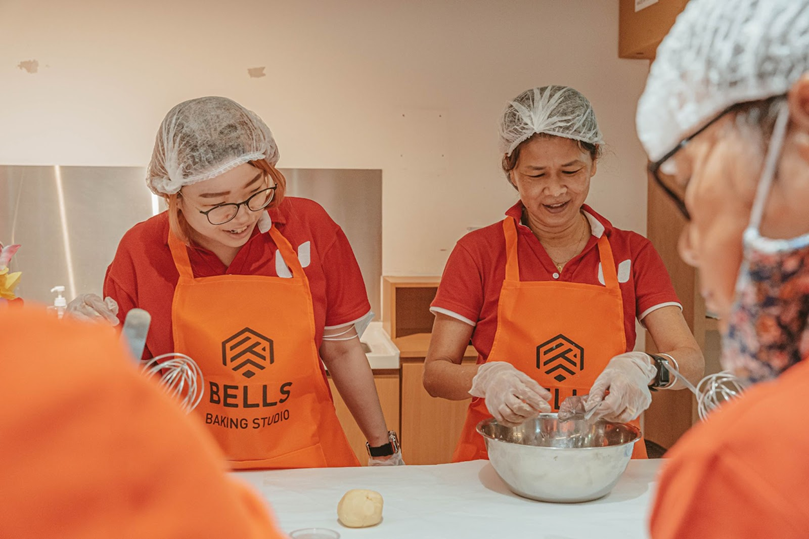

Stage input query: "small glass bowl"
[{"left": 288, "top": 528, "right": 341, "bottom": 539}]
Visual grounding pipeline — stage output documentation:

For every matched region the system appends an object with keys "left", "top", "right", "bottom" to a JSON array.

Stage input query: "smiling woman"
[
  {"left": 422, "top": 86, "right": 705, "bottom": 463},
  {"left": 166, "top": 161, "right": 283, "bottom": 264},
  {"left": 62, "top": 96, "right": 402, "bottom": 471}
]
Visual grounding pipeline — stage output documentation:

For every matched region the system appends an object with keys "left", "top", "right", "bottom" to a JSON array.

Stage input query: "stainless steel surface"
[
  {"left": 477, "top": 414, "right": 641, "bottom": 503},
  {"left": 0, "top": 165, "right": 153, "bottom": 304},
  {"left": 284, "top": 168, "right": 382, "bottom": 320},
  {"left": 0, "top": 166, "right": 382, "bottom": 317}
]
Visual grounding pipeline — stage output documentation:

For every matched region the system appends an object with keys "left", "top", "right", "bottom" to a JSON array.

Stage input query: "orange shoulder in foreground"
[{"left": 0, "top": 306, "right": 287, "bottom": 539}]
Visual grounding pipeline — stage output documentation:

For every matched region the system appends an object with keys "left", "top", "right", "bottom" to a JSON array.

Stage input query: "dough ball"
[{"left": 337, "top": 489, "right": 383, "bottom": 528}]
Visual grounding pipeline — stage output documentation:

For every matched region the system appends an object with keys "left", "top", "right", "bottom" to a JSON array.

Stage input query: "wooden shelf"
[
  {"left": 382, "top": 276, "right": 442, "bottom": 340},
  {"left": 619, "top": 0, "right": 689, "bottom": 60}
]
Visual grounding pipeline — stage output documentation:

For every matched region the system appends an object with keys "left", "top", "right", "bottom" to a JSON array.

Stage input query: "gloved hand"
[
  {"left": 368, "top": 452, "right": 405, "bottom": 466},
  {"left": 585, "top": 352, "right": 657, "bottom": 423},
  {"left": 470, "top": 362, "right": 552, "bottom": 427},
  {"left": 66, "top": 294, "right": 120, "bottom": 326}
]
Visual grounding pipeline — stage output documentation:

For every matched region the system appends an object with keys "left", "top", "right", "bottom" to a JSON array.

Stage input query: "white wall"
[{"left": 0, "top": 0, "right": 650, "bottom": 277}]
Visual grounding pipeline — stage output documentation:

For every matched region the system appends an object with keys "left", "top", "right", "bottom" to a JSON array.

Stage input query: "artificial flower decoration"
[{"left": 0, "top": 242, "right": 22, "bottom": 300}]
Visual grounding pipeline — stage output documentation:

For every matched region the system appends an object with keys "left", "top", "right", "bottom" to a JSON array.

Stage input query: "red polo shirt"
[
  {"left": 103, "top": 196, "right": 371, "bottom": 360},
  {"left": 431, "top": 202, "right": 680, "bottom": 361}
]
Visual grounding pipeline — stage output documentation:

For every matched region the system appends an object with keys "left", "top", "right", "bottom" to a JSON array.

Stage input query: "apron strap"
[
  {"left": 502, "top": 214, "right": 620, "bottom": 290},
  {"left": 166, "top": 220, "right": 306, "bottom": 281},
  {"left": 168, "top": 229, "right": 195, "bottom": 280},
  {"left": 268, "top": 224, "right": 306, "bottom": 279},
  {"left": 503, "top": 218, "right": 520, "bottom": 282},
  {"left": 596, "top": 234, "right": 620, "bottom": 291}
]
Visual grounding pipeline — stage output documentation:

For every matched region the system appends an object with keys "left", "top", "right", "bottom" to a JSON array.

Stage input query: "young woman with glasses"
[{"left": 66, "top": 97, "right": 402, "bottom": 470}]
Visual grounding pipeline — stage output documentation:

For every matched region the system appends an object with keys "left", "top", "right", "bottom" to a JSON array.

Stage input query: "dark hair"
[{"left": 501, "top": 133, "right": 602, "bottom": 178}]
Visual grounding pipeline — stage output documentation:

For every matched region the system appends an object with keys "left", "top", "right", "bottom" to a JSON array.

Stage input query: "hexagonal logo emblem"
[
  {"left": 537, "top": 334, "right": 584, "bottom": 382},
  {"left": 221, "top": 328, "right": 274, "bottom": 379}
]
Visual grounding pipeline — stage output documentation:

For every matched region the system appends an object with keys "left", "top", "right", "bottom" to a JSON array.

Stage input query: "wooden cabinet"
[
  {"left": 396, "top": 333, "right": 478, "bottom": 465},
  {"left": 619, "top": 0, "right": 690, "bottom": 60},
  {"left": 378, "top": 277, "right": 481, "bottom": 465},
  {"left": 328, "top": 371, "right": 400, "bottom": 464},
  {"left": 643, "top": 172, "right": 722, "bottom": 450},
  {"left": 619, "top": 0, "right": 714, "bottom": 451}
]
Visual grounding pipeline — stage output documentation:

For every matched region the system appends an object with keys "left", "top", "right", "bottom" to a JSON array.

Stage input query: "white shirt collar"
[
  {"left": 257, "top": 211, "right": 273, "bottom": 234},
  {"left": 582, "top": 209, "right": 605, "bottom": 238}
]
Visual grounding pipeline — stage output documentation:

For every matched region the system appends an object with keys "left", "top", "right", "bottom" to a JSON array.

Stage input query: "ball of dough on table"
[{"left": 337, "top": 489, "right": 384, "bottom": 528}]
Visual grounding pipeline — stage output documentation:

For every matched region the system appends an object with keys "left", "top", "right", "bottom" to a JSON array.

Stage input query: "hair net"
[
  {"left": 146, "top": 96, "right": 279, "bottom": 195},
  {"left": 636, "top": 0, "right": 809, "bottom": 162},
  {"left": 499, "top": 86, "right": 603, "bottom": 157}
]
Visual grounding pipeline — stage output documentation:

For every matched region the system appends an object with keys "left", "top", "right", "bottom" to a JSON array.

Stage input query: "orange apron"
[
  {"left": 453, "top": 217, "right": 647, "bottom": 461},
  {"left": 168, "top": 224, "right": 359, "bottom": 470}
]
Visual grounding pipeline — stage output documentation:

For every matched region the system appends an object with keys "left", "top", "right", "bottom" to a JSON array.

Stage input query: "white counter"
[
  {"left": 234, "top": 459, "right": 661, "bottom": 539},
  {"left": 360, "top": 321, "right": 400, "bottom": 370}
]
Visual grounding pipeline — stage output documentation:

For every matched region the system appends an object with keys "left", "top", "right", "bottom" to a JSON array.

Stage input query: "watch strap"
[{"left": 366, "top": 431, "right": 400, "bottom": 457}]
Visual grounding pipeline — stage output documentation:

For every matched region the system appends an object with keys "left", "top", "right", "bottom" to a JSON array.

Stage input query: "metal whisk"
[
  {"left": 141, "top": 353, "right": 205, "bottom": 413},
  {"left": 668, "top": 367, "right": 747, "bottom": 421},
  {"left": 120, "top": 308, "right": 204, "bottom": 413}
]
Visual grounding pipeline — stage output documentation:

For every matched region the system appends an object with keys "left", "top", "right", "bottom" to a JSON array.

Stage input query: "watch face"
[{"left": 656, "top": 356, "right": 671, "bottom": 387}]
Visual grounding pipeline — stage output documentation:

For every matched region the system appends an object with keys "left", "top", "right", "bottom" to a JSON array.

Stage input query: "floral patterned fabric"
[{"left": 723, "top": 242, "right": 809, "bottom": 383}]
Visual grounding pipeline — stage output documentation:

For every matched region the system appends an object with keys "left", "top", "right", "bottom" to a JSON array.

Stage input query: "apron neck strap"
[
  {"left": 167, "top": 222, "right": 306, "bottom": 280},
  {"left": 503, "top": 217, "right": 521, "bottom": 282},
  {"left": 168, "top": 229, "right": 195, "bottom": 279},
  {"left": 502, "top": 217, "right": 620, "bottom": 289},
  {"left": 268, "top": 224, "right": 306, "bottom": 278},
  {"left": 596, "top": 234, "right": 620, "bottom": 290}
]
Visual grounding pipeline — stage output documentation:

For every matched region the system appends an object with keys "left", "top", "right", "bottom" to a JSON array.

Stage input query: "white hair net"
[
  {"left": 146, "top": 96, "right": 279, "bottom": 195},
  {"left": 500, "top": 86, "right": 603, "bottom": 156},
  {"left": 637, "top": 0, "right": 809, "bottom": 162}
]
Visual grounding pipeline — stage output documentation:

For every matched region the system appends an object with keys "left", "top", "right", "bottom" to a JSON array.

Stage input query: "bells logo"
[
  {"left": 537, "top": 334, "right": 584, "bottom": 382},
  {"left": 222, "top": 328, "right": 274, "bottom": 379}
]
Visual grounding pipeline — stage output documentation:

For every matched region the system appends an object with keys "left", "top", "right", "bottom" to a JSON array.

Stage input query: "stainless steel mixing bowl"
[{"left": 477, "top": 413, "right": 641, "bottom": 503}]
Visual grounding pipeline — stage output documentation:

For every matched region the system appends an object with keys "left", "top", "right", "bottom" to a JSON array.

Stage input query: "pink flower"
[{"left": 0, "top": 243, "right": 20, "bottom": 270}]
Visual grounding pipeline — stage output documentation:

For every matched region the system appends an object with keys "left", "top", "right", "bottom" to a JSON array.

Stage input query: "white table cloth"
[{"left": 234, "top": 459, "right": 662, "bottom": 539}]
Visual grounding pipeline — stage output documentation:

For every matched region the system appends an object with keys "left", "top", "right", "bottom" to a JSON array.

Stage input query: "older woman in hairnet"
[
  {"left": 66, "top": 97, "right": 402, "bottom": 469},
  {"left": 423, "top": 86, "right": 704, "bottom": 461},
  {"left": 636, "top": 0, "right": 809, "bottom": 536}
]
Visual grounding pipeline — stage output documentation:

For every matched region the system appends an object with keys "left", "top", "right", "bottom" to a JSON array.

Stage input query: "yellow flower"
[{"left": 0, "top": 267, "right": 22, "bottom": 300}]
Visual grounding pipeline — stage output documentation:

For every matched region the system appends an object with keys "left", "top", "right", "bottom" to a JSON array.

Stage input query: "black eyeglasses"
[
  {"left": 195, "top": 186, "right": 277, "bottom": 225},
  {"left": 648, "top": 94, "right": 787, "bottom": 221}
]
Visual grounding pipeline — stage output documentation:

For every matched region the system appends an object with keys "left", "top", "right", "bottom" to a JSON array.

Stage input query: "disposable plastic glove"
[
  {"left": 66, "top": 294, "right": 120, "bottom": 326},
  {"left": 470, "top": 362, "right": 552, "bottom": 426},
  {"left": 368, "top": 451, "right": 405, "bottom": 466},
  {"left": 585, "top": 352, "right": 657, "bottom": 423}
]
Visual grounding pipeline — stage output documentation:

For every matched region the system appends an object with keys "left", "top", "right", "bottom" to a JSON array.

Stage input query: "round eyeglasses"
[
  {"left": 648, "top": 94, "right": 787, "bottom": 222},
  {"left": 196, "top": 186, "right": 277, "bottom": 225}
]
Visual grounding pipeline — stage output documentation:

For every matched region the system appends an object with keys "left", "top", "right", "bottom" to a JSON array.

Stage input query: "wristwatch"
[
  {"left": 366, "top": 431, "right": 400, "bottom": 458},
  {"left": 649, "top": 354, "right": 675, "bottom": 391}
]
